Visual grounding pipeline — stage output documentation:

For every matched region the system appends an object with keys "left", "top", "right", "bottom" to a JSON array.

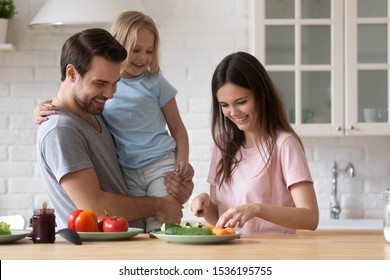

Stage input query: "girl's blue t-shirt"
[{"left": 103, "top": 71, "right": 177, "bottom": 169}]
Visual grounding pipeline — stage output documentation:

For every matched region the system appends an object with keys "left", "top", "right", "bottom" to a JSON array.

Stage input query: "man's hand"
[
  {"left": 155, "top": 195, "right": 183, "bottom": 224},
  {"left": 164, "top": 172, "right": 194, "bottom": 204}
]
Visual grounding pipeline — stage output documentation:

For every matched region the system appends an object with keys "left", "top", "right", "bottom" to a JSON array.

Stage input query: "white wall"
[{"left": 0, "top": 0, "right": 388, "bottom": 225}]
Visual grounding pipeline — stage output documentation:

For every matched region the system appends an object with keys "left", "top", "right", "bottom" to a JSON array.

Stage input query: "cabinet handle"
[
  {"left": 336, "top": 126, "right": 342, "bottom": 131},
  {"left": 349, "top": 125, "right": 354, "bottom": 130}
]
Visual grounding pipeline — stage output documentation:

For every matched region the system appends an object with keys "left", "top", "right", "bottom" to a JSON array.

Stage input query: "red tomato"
[
  {"left": 97, "top": 214, "right": 110, "bottom": 232},
  {"left": 102, "top": 217, "right": 128, "bottom": 232},
  {"left": 67, "top": 209, "right": 98, "bottom": 232}
]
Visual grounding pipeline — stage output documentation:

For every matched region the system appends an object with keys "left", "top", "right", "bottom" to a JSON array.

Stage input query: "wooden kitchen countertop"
[{"left": 0, "top": 230, "right": 389, "bottom": 260}]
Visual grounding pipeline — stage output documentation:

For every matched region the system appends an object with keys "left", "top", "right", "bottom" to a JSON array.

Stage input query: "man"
[{"left": 36, "top": 28, "right": 193, "bottom": 229}]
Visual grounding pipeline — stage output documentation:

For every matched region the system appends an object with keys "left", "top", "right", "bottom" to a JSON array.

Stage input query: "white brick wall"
[
  {"left": 0, "top": 0, "right": 388, "bottom": 225},
  {"left": 303, "top": 137, "right": 390, "bottom": 220}
]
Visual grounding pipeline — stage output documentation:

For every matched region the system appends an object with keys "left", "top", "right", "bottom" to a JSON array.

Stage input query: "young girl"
[
  {"left": 190, "top": 52, "right": 319, "bottom": 234},
  {"left": 105, "top": 11, "right": 193, "bottom": 232},
  {"left": 34, "top": 12, "right": 194, "bottom": 232}
]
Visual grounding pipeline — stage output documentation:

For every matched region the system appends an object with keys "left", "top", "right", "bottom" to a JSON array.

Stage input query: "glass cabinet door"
[
  {"left": 253, "top": 0, "right": 390, "bottom": 136},
  {"left": 253, "top": 0, "right": 344, "bottom": 136},
  {"left": 346, "top": 0, "right": 390, "bottom": 135}
]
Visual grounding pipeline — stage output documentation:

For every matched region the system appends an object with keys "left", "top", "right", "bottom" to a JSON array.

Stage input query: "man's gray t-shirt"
[{"left": 37, "top": 107, "right": 129, "bottom": 228}]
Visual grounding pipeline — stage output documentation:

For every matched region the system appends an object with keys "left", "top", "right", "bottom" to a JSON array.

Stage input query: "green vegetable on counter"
[
  {"left": 0, "top": 221, "right": 11, "bottom": 235},
  {"left": 161, "top": 222, "right": 181, "bottom": 232},
  {"left": 165, "top": 227, "right": 212, "bottom": 236},
  {"left": 160, "top": 221, "right": 209, "bottom": 235}
]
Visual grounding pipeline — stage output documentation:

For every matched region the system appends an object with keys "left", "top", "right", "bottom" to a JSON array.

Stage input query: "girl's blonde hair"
[{"left": 110, "top": 11, "right": 161, "bottom": 74}]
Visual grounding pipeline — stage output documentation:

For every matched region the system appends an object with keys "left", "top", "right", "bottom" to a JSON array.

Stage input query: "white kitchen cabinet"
[{"left": 252, "top": 0, "right": 390, "bottom": 136}]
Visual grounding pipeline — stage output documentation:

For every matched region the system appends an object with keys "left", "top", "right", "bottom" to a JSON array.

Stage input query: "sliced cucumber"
[
  {"left": 165, "top": 227, "right": 212, "bottom": 235},
  {"left": 161, "top": 222, "right": 181, "bottom": 232}
]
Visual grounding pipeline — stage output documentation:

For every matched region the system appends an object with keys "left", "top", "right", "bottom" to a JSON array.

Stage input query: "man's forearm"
[{"left": 92, "top": 191, "right": 163, "bottom": 221}]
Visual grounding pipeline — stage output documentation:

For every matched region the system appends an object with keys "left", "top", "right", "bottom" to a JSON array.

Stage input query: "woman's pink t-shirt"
[{"left": 207, "top": 132, "right": 313, "bottom": 234}]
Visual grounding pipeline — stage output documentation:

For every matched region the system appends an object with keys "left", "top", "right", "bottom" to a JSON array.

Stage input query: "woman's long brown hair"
[{"left": 211, "top": 52, "right": 303, "bottom": 186}]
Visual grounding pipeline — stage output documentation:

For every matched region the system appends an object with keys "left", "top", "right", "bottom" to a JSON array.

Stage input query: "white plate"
[
  {"left": 77, "top": 228, "right": 143, "bottom": 241},
  {"left": 0, "top": 230, "right": 31, "bottom": 244},
  {"left": 152, "top": 231, "right": 241, "bottom": 244}
]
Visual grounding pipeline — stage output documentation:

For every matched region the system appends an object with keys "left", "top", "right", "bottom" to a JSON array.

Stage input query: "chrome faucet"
[{"left": 330, "top": 161, "right": 355, "bottom": 219}]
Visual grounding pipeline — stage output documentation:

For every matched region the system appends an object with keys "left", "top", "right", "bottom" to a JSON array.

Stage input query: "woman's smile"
[{"left": 232, "top": 115, "right": 248, "bottom": 124}]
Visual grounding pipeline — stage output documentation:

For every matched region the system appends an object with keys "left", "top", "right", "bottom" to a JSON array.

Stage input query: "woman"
[{"left": 190, "top": 52, "right": 319, "bottom": 234}]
